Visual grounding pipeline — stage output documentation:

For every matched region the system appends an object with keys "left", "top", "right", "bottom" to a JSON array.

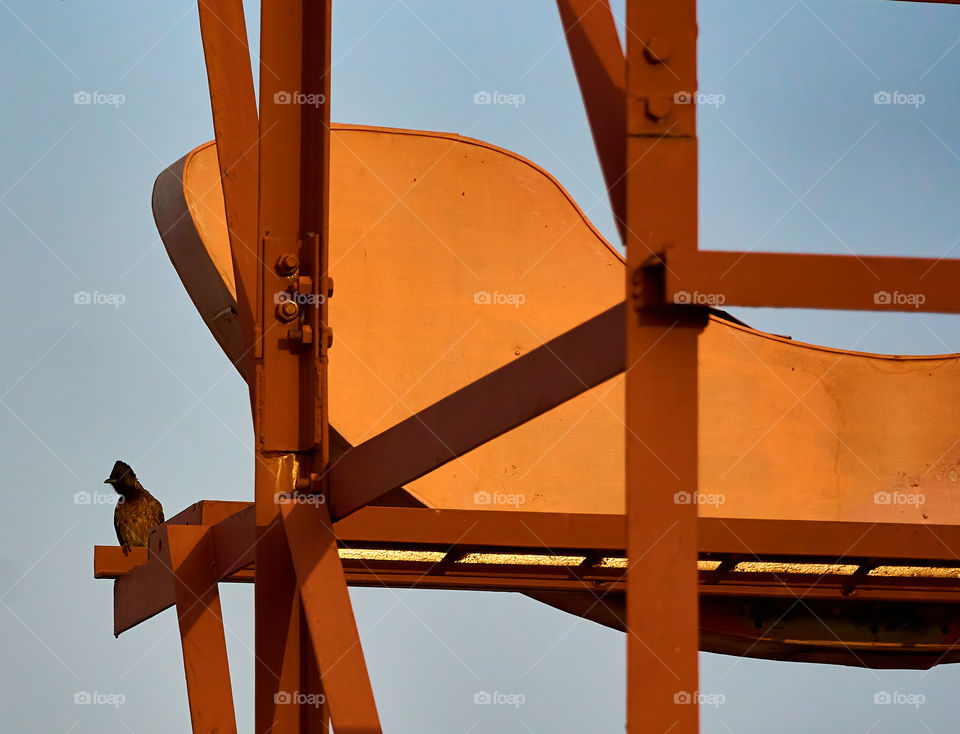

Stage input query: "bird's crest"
[{"left": 105, "top": 460, "right": 135, "bottom": 485}]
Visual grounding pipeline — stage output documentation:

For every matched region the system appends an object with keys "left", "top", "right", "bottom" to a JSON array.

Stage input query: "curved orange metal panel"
[
  {"left": 155, "top": 125, "right": 626, "bottom": 516},
  {"left": 153, "top": 125, "right": 960, "bottom": 528}
]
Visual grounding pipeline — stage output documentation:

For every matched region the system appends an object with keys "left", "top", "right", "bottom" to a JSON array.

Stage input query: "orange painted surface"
[{"left": 154, "top": 126, "right": 960, "bottom": 526}]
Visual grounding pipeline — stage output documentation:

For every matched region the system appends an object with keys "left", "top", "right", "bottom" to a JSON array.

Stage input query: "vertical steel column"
[
  {"left": 255, "top": 0, "right": 333, "bottom": 731},
  {"left": 624, "top": 0, "right": 702, "bottom": 731},
  {"left": 253, "top": 457, "right": 304, "bottom": 733}
]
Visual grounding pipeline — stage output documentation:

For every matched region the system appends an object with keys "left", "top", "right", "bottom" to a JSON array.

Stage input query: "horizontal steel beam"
[
  {"left": 668, "top": 251, "right": 960, "bottom": 313},
  {"left": 702, "top": 517, "right": 960, "bottom": 562},
  {"left": 97, "top": 549, "right": 960, "bottom": 603},
  {"left": 97, "top": 504, "right": 960, "bottom": 568},
  {"left": 96, "top": 504, "right": 960, "bottom": 636}
]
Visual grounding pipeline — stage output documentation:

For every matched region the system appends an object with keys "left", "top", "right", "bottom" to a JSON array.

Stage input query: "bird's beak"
[{"left": 104, "top": 478, "right": 115, "bottom": 484}]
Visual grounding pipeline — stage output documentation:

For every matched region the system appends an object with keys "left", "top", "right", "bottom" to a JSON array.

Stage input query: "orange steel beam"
[
  {"left": 210, "top": 504, "right": 255, "bottom": 576},
  {"left": 626, "top": 308, "right": 705, "bottom": 734},
  {"left": 255, "top": 0, "right": 339, "bottom": 731},
  {"left": 333, "top": 507, "right": 624, "bottom": 549},
  {"left": 299, "top": 604, "right": 330, "bottom": 733},
  {"left": 556, "top": 0, "right": 626, "bottom": 241},
  {"left": 155, "top": 524, "right": 238, "bottom": 734},
  {"left": 281, "top": 501, "right": 382, "bottom": 733},
  {"left": 96, "top": 507, "right": 960, "bottom": 572},
  {"left": 196, "top": 0, "right": 260, "bottom": 381},
  {"left": 99, "top": 548, "right": 960, "bottom": 601},
  {"left": 297, "top": 0, "right": 336, "bottom": 712},
  {"left": 112, "top": 545, "right": 179, "bottom": 637},
  {"left": 96, "top": 509, "right": 960, "bottom": 645},
  {"left": 625, "top": 0, "right": 700, "bottom": 727},
  {"left": 329, "top": 303, "right": 626, "bottom": 520},
  {"left": 254, "top": 461, "right": 304, "bottom": 734},
  {"left": 109, "top": 505, "right": 253, "bottom": 636},
  {"left": 668, "top": 250, "right": 960, "bottom": 313}
]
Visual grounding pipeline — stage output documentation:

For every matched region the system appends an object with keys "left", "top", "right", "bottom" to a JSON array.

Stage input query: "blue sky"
[{"left": 0, "top": 0, "right": 958, "bottom": 731}]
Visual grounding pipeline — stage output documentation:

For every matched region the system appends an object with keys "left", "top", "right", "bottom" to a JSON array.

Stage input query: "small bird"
[{"left": 104, "top": 460, "right": 164, "bottom": 552}]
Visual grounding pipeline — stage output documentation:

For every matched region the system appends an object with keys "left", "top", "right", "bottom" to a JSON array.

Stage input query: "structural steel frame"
[{"left": 92, "top": 1, "right": 960, "bottom": 732}]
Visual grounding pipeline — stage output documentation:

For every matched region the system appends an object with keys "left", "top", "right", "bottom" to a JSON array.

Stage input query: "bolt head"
[
  {"left": 645, "top": 95, "right": 672, "bottom": 121},
  {"left": 287, "top": 324, "right": 313, "bottom": 346},
  {"left": 644, "top": 36, "right": 671, "bottom": 63},
  {"left": 296, "top": 275, "right": 313, "bottom": 294}
]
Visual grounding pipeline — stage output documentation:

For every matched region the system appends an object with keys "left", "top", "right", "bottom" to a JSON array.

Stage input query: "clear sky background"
[{"left": 0, "top": 0, "right": 958, "bottom": 732}]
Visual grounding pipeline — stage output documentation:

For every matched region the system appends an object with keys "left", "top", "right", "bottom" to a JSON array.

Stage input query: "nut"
[
  {"left": 276, "top": 300, "right": 299, "bottom": 322},
  {"left": 276, "top": 253, "right": 299, "bottom": 275}
]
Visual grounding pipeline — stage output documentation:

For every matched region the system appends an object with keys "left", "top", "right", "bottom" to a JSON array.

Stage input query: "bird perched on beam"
[{"left": 105, "top": 460, "right": 164, "bottom": 552}]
